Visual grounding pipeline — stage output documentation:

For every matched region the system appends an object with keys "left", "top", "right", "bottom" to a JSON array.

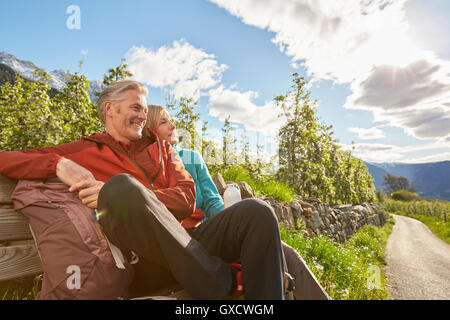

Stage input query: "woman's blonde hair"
[
  {"left": 97, "top": 80, "right": 148, "bottom": 123},
  {"left": 145, "top": 104, "right": 173, "bottom": 136}
]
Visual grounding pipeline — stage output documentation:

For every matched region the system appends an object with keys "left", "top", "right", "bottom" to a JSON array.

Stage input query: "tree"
[
  {"left": 166, "top": 95, "right": 200, "bottom": 151},
  {"left": 1, "top": 70, "right": 53, "bottom": 150},
  {"left": 0, "top": 61, "right": 133, "bottom": 151},
  {"left": 102, "top": 58, "right": 133, "bottom": 87},
  {"left": 221, "top": 115, "right": 236, "bottom": 168},
  {"left": 275, "top": 72, "right": 375, "bottom": 204},
  {"left": 275, "top": 72, "right": 334, "bottom": 198},
  {"left": 382, "top": 173, "right": 417, "bottom": 194}
]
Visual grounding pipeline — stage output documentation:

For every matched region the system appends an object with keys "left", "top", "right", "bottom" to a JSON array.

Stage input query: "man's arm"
[
  {"left": 0, "top": 147, "right": 103, "bottom": 209},
  {"left": 0, "top": 148, "right": 62, "bottom": 180},
  {"left": 56, "top": 158, "right": 104, "bottom": 209}
]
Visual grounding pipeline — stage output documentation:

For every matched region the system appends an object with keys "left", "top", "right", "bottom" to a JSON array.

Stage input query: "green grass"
[
  {"left": 391, "top": 211, "right": 450, "bottom": 244},
  {"left": 212, "top": 165, "right": 297, "bottom": 203},
  {"left": 0, "top": 275, "right": 42, "bottom": 300},
  {"left": 280, "top": 216, "right": 395, "bottom": 300}
]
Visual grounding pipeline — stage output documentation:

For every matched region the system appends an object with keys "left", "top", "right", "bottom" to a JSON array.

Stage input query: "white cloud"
[
  {"left": 345, "top": 55, "right": 450, "bottom": 139},
  {"left": 347, "top": 57, "right": 450, "bottom": 111},
  {"left": 340, "top": 139, "right": 450, "bottom": 163},
  {"left": 208, "top": 85, "right": 282, "bottom": 140},
  {"left": 126, "top": 39, "right": 227, "bottom": 99},
  {"left": 210, "top": 0, "right": 450, "bottom": 144},
  {"left": 209, "top": 0, "right": 414, "bottom": 83},
  {"left": 348, "top": 126, "right": 385, "bottom": 140},
  {"left": 340, "top": 142, "right": 404, "bottom": 162},
  {"left": 401, "top": 152, "right": 450, "bottom": 164}
]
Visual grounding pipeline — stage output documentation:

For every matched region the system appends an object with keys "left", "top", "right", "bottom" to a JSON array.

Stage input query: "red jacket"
[{"left": 0, "top": 129, "right": 196, "bottom": 223}]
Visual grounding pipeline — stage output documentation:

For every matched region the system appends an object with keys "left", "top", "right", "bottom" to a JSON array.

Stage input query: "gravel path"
[{"left": 385, "top": 214, "right": 450, "bottom": 300}]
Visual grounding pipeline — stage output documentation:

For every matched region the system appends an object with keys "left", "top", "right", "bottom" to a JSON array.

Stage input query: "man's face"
[{"left": 106, "top": 89, "right": 148, "bottom": 145}]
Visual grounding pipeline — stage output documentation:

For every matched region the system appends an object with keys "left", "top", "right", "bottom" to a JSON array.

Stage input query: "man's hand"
[
  {"left": 56, "top": 158, "right": 103, "bottom": 209},
  {"left": 56, "top": 158, "right": 96, "bottom": 187},
  {"left": 70, "top": 180, "right": 105, "bottom": 209}
]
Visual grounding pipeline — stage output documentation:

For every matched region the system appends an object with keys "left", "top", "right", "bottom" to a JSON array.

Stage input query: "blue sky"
[{"left": 1, "top": 0, "right": 449, "bottom": 163}]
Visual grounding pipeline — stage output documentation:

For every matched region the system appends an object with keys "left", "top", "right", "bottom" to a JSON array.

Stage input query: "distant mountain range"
[
  {"left": 365, "top": 161, "right": 450, "bottom": 201},
  {"left": 0, "top": 51, "right": 103, "bottom": 101}
]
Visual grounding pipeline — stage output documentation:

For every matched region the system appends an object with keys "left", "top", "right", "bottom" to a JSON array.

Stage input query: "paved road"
[{"left": 385, "top": 214, "right": 450, "bottom": 300}]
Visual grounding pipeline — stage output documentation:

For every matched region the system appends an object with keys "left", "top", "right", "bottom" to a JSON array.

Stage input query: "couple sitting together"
[{"left": 0, "top": 80, "right": 330, "bottom": 300}]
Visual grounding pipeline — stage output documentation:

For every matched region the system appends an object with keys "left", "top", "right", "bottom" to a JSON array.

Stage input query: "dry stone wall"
[{"left": 213, "top": 173, "right": 388, "bottom": 243}]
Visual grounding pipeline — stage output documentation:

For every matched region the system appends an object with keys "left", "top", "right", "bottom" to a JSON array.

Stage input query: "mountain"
[
  {"left": 0, "top": 51, "right": 103, "bottom": 101},
  {"left": 365, "top": 161, "right": 450, "bottom": 201}
]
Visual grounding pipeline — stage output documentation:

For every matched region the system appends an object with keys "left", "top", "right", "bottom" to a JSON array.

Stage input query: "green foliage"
[
  {"left": 375, "top": 189, "right": 385, "bottom": 203},
  {"left": 0, "top": 60, "right": 132, "bottom": 151},
  {"left": 280, "top": 216, "right": 395, "bottom": 300},
  {"left": 221, "top": 115, "right": 237, "bottom": 167},
  {"left": 1, "top": 275, "right": 42, "bottom": 300},
  {"left": 383, "top": 198, "right": 449, "bottom": 221},
  {"left": 166, "top": 95, "right": 201, "bottom": 151},
  {"left": 101, "top": 58, "right": 133, "bottom": 88},
  {"left": 391, "top": 189, "right": 421, "bottom": 202},
  {"left": 211, "top": 165, "right": 297, "bottom": 202},
  {"left": 275, "top": 73, "right": 375, "bottom": 204},
  {"left": 0, "top": 70, "right": 63, "bottom": 150}
]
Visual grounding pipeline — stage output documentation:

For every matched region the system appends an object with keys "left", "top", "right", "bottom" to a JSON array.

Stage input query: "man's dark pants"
[{"left": 97, "top": 174, "right": 286, "bottom": 299}]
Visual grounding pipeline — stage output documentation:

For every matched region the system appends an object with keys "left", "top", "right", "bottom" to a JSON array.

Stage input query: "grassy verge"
[
  {"left": 391, "top": 211, "right": 450, "bottom": 244},
  {"left": 211, "top": 165, "right": 297, "bottom": 203},
  {"left": 280, "top": 215, "right": 395, "bottom": 300},
  {"left": 0, "top": 275, "right": 41, "bottom": 300}
]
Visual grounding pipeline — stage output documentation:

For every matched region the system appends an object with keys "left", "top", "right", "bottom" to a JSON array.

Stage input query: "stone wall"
[{"left": 213, "top": 173, "right": 388, "bottom": 243}]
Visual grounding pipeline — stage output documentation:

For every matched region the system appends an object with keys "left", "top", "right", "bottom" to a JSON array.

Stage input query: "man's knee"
[
  {"left": 98, "top": 174, "right": 151, "bottom": 216},
  {"left": 239, "top": 198, "right": 279, "bottom": 229},
  {"left": 100, "top": 174, "right": 145, "bottom": 201}
]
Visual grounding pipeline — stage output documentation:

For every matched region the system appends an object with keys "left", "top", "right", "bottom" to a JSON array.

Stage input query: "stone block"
[
  {"left": 212, "top": 173, "right": 227, "bottom": 195},
  {"left": 237, "top": 181, "right": 255, "bottom": 199}
]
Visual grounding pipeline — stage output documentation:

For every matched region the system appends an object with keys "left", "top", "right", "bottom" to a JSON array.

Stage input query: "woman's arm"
[{"left": 194, "top": 151, "right": 225, "bottom": 219}]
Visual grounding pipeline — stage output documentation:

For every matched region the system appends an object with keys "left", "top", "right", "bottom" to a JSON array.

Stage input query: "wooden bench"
[
  {"left": 0, "top": 175, "right": 43, "bottom": 284},
  {"left": 0, "top": 174, "right": 191, "bottom": 300}
]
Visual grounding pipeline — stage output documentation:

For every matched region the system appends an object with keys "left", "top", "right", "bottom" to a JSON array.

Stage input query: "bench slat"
[
  {"left": 0, "top": 205, "right": 33, "bottom": 242},
  {"left": 0, "top": 175, "right": 17, "bottom": 204},
  {"left": 0, "top": 241, "right": 43, "bottom": 281}
]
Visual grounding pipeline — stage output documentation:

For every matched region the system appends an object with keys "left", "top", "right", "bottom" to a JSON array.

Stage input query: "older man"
[{"left": 0, "top": 80, "right": 287, "bottom": 300}]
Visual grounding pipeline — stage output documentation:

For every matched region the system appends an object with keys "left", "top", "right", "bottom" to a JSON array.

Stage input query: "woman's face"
[{"left": 156, "top": 111, "right": 177, "bottom": 145}]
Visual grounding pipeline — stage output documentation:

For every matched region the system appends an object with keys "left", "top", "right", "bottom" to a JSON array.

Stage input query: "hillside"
[{"left": 365, "top": 161, "right": 450, "bottom": 201}]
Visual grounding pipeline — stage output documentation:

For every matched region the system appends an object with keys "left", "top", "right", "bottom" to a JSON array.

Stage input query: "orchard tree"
[
  {"left": 275, "top": 72, "right": 375, "bottom": 204},
  {"left": 0, "top": 60, "right": 133, "bottom": 151},
  {"left": 221, "top": 115, "right": 237, "bottom": 168},
  {"left": 0, "top": 69, "right": 62, "bottom": 150},
  {"left": 166, "top": 95, "right": 200, "bottom": 151}
]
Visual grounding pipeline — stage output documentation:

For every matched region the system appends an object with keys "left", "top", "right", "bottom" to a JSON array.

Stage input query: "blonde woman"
[{"left": 146, "top": 105, "right": 331, "bottom": 300}]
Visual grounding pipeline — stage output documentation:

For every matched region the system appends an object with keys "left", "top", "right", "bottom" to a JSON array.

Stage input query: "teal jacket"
[{"left": 174, "top": 145, "right": 225, "bottom": 220}]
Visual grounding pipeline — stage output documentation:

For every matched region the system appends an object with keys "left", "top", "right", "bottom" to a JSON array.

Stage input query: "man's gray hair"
[{"left": 97, "top": 80, "right": 148, "bottom": 123}]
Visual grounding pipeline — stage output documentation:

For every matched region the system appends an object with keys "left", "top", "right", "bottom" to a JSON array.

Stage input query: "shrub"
[{"left": 391, "top": 189, "right": 421, "bottom": 202}]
